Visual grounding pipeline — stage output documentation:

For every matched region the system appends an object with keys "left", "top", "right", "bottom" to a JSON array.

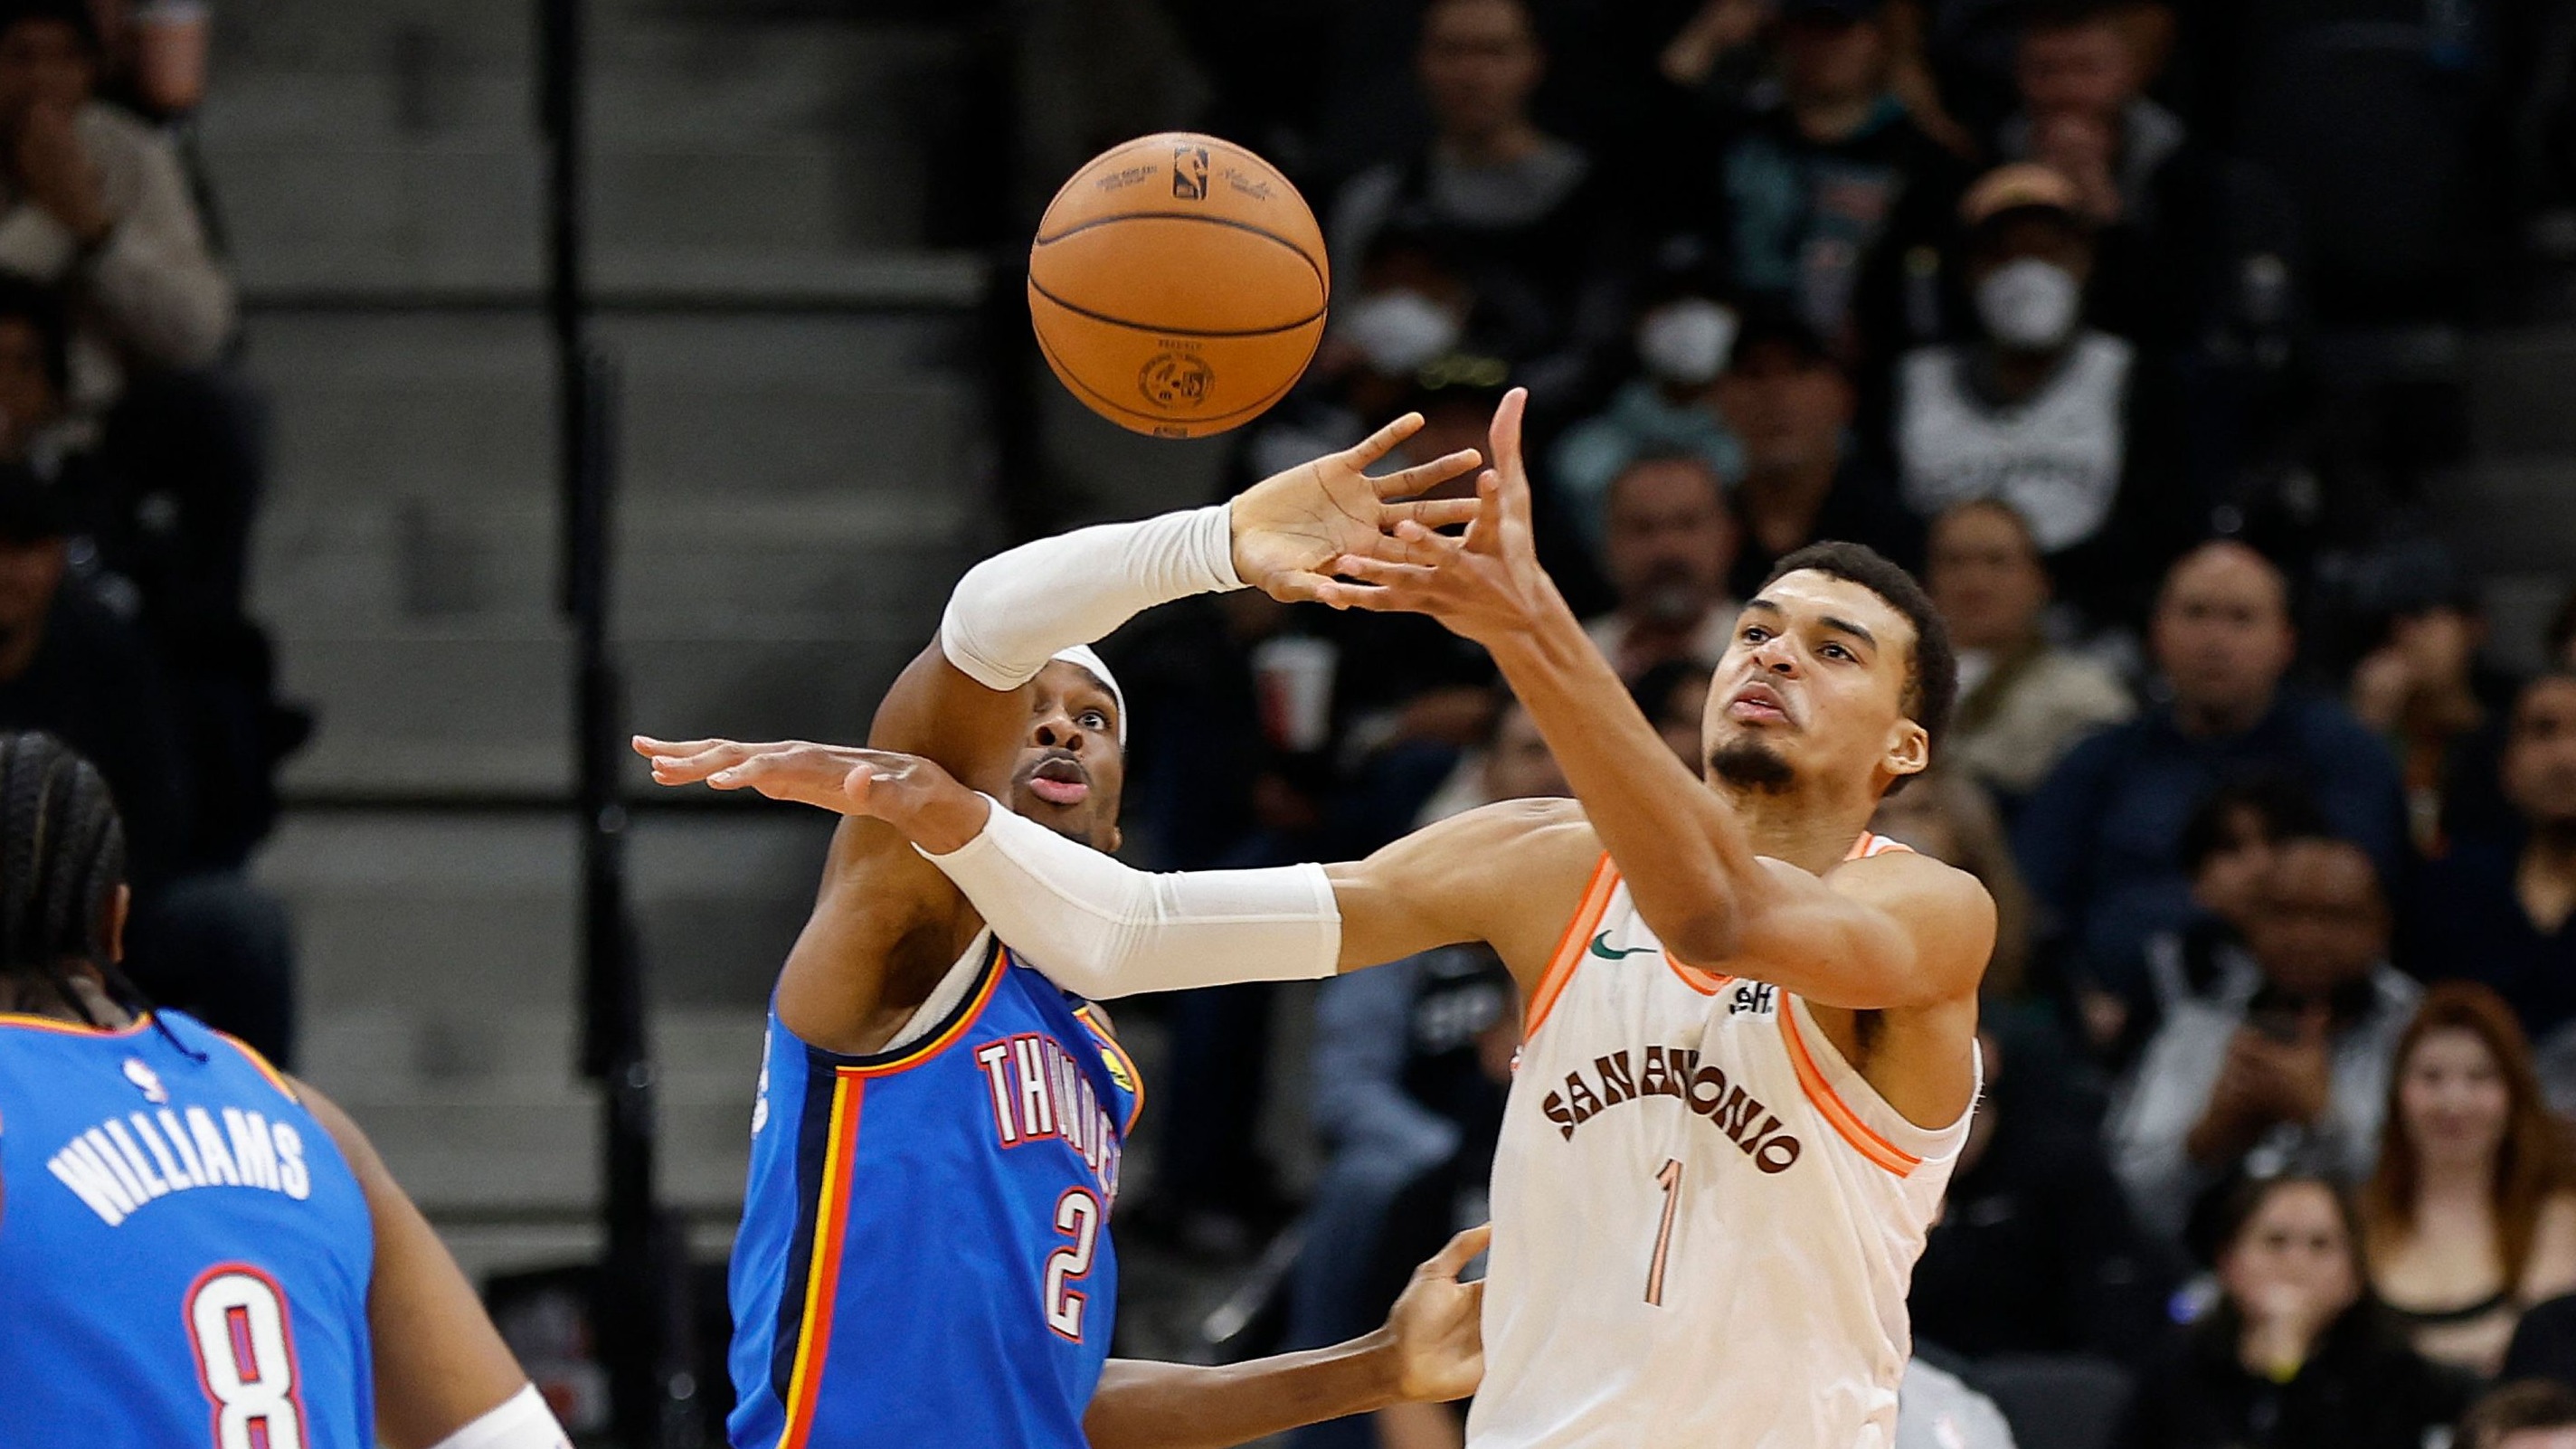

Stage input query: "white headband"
[{"left": 1050, "top": 646, "right": 1127, "bottom": 745}]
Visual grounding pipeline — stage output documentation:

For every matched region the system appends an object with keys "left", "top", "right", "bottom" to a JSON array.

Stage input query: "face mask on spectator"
[
  {"left": 1343, "top": 289, "right": 1462, "bottom": 377},
  {"left": 1635, "top": 298, "right": 1738, "bottom": 387},
  {"left": 1974, "top": 259, "right": 2082, "bottom": 351}
]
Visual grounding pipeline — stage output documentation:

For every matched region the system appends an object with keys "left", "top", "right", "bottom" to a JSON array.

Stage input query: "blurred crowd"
[
  {"left": 1102, "top": 0, "right": 2576, "bottom": 1445},
  {"left": 0, "top": 0, "right": 298, "bottom": 1065}
]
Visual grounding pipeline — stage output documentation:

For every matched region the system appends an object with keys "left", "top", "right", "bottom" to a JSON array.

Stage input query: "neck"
[
  {"left": 2173, "top": 688, "right": 2274, "bottom": 738},
  {"left": 1793, "top": 92, "right": 1879, "bottom": 144},
  {"left": 1718, "top": 776, "right": 1879, "bottom": 876},
  {"left": 1986, "top": 344, "right": 2069, "bottom": 404},
  {"left": 0, "top": 965, "right": 129, "bottom": 1028},
  {"left": 2415, "top": 1163, "right": 2497, "bottom": 1216},
  {"left": 1440, "top": 120, "right": 1543, "bottom": 167}
]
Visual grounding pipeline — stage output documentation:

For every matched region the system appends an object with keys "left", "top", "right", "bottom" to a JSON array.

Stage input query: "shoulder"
[
  {"left": 1832, "top": 848, "right": 1997, "bottom": 947},
  {"left": 74, "top": 102, "right": 172, "bottom": 164}
]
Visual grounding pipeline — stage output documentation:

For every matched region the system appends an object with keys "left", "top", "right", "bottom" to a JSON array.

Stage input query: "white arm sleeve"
[
  {"left": 920, "top": 795, "right": 1341, "bottom": 998},
  {"left": 426, "top": 1386, "right": 574, "bottom": 1449},
  {"left": 939, "top": 504, "right": 1242, "bottom": 691}
]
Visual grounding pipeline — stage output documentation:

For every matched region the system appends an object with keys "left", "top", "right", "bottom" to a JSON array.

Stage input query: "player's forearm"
[
  {"left": 939, "top": 505, "right": 1240, "bottom": 691},
  {"left": 1084, "top": 1331, "right": 1404, "bottom": 1449},
  {"left": 1485, "top": 602, "right": 1760, "bottom": 964}
]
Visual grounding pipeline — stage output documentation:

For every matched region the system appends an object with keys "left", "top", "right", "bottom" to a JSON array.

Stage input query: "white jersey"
[{"left": 1471, "top": 839, "right": 1981, "bottom": 1449}]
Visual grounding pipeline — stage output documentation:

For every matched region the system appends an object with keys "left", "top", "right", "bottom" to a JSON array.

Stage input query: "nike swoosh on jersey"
[{"left": 1589, "top": 931, "right": 1659, "bottom": 961}]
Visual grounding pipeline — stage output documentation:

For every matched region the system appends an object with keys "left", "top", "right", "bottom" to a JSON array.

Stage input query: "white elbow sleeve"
[
  {"left": 425, "top": 1386, "right": 573, "bottom": 1449},
  {"left": 938, "top": 505, "right": 1241, "bottom": 692},
  {"left": 921, "top": 796, "right": 1341, "bottom": 998}
]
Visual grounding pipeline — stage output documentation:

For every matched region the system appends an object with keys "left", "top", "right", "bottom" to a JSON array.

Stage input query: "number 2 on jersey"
[
  {"left": 1044, "top": 1188, "right": 1103, "bottom": 1341},
  {"left": 1645, "top": 1160, "right": 1683, "bottom": 1306},
  {"left": 186, "top": 1265, "right": 308, "bottom": 1449}
]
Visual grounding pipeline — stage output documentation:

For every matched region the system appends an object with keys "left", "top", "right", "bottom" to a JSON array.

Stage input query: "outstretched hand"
[
  {"left": 1378, "top": 1223, "right": 1492, "bottom": 1404},
  {"left": 1231, "top": 411, "right": 1484, "bottom": 604},
  {"left": 632, "top": 735, "right": 989, "bottom": 852},
  {"left": 1302, "top": 388, "right": 1562, "bottom": 648}
]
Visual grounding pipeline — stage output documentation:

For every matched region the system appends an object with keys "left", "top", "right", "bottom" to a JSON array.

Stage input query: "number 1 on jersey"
[
  {"left": 186, "top": 1265, "right": 308, "bottom": 1449},
  {"left": 1645, "top": 1159, "right": 1682, "bottom": 1306}
]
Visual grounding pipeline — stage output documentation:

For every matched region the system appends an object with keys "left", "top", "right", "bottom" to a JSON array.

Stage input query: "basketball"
[{"left": 1028, "top": 133, "right": 1329, "bottom": 440}]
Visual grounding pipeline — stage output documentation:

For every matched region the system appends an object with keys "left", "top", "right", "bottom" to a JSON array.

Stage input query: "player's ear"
[
  {"left": 1883, "top": 720, "right": 1929, "bottom": 784},
  {"left": 104, "top": 883, "right": 128, "bottom": 963}
]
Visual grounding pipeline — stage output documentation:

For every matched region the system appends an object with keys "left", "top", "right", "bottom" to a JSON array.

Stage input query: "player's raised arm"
[
  {"left": 857, "top": 411, "right": 1482, "bottom": 791},
  {"left": 1310, "top": 390, "right": 1992, "bottom": 1013},
  {"left": 1084, "top": 1225, "right": 1489, "bottom": 1449}
]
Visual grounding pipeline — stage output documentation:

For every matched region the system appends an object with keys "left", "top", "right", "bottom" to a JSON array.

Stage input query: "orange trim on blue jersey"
[
  {"left": 1778, "top": 1003, "right": 1920, "bottom": 1178},
  {"left": 1524, "top": 856, "right": 1619, "bottom": 1037},
  {"left": 848, "top": 943, "right": 1007, "bottom": 1080},
  {"left": 779, "top": 1076, "right": 865, "bottom": 1449},
  {"left": 0, "top": 1009, "right": 154, "bottom": 1037},
  {"left": 1074, "top": 1005, "right": 1147, "bottom": 1135},
  {"left": 212, "top": 1031, "right": 300, "bottom": 1103}
]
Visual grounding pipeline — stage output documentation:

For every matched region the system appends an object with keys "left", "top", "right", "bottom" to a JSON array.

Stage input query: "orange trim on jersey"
[
  {"left": 1778, "top": 1004, "right": 1920, "bottom": 1178},
  {"left": 1664, "top": 949, "right": 1733, "bottom": 995},
  {"left": 779, "top": 1075, "right": 866, "bottom": 1449},
  {"left": 213, "top": 1031, "right": 299, "bottom": 1103},
  {"left": 848, "top": 944, "right": 1006, "bottom": 1080},
  {"left": 0, "top": 1009, "right": 154, "bottom": 1037},
  {"left": 1524, "top": 855, "right": 1620, "bottom": 1037},
  {"left": 1075, "top": 1005, "right": 1147, "bottom": 1136}
]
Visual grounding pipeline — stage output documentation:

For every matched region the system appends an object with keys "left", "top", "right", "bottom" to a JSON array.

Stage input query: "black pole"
[{"left": 536, "top": 1, "right": 685, "bottom": 1443}]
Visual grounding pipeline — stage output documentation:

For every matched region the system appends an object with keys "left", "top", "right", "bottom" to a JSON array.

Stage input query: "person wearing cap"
[
  {"left": 1715, "top": 305, "right": 1920, "bottom": 598},
  {"left": 1891, "top": 160, "right": 2193, "bottom": 632},
  {"left": 1710, "top": 0, "right": 1972, "bottom": 361}
]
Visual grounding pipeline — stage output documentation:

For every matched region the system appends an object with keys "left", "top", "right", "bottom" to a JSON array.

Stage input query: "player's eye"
[
  {"left": 1079, "top": 710, "right": 1110, "bottom": 730},
  {"left": 1821, "top": 643, "right": 1853, "bottom": 662},
  {"left": 1740, "top": 625, "right": 1769, "bottom": 643}
]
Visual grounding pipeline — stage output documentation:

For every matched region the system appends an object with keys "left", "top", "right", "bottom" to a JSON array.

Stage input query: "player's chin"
[{"left": 1008, "top": 788, "right": 1115, "bottom": 848}]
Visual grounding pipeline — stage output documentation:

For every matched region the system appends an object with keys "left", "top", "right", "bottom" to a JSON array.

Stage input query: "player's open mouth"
[
  {"left": 1028, "top": 756, "right": 1091, "bottom": 806},
  {"left": 1727, "top": 683, "right": 1792, "bottom": 724}
]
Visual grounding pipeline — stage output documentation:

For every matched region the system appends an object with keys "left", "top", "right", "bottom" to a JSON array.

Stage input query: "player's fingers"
[
  {"left": 1462, "top": 471, "right": 1511, "bottom": 553},
  {"left": 1424, "top": 1222, "right": 1493, "bottom": 1281},
  {"left": 1341, "top": 411, "right": 1425, "bottom": 469},
  {"left": 632, "top": 735, "right": 723, "bottom": 758},
  {"left": 1331, "top": 554, "right": 1439, "bottom": 589},
  {"left": 1264, "top": 569, "right": 1341, "bottom": 605},
  {"left": 1305, "top": 579, "right": 1406, "bottom": 612},
  {"left": 1370, "top": 447, "right": 1483, "bottom": 500},
  {"left": 1381, "top": 497, "right": 1482, "bottom": 532},
  {"left": 1489, "top": 388, "right": 1535, "bottom": 526}
]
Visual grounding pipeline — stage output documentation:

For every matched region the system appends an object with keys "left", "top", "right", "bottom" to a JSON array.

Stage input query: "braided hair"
[{"left": 0, "top": 731, "right": 150, "bottom": 1028}]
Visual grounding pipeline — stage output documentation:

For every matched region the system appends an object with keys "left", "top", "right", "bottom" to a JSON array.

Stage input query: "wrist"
[
  {"left": 907, "top": 789, "right": 996, "bottom": 857},
  {"left": 1350, "top": 1324, "right": 1406, "bottom": 1409}
]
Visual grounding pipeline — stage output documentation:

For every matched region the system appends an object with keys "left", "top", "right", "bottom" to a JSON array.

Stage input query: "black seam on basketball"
[
  {"left": 1030, "top": 275, "right": 1328, "bottom": 338},
  {"left": 1036, "top": 322, "right": 1317, "bottom": 431},
  {"left": 1031, "top": 210, "right": 1328, "bottom": 290}
]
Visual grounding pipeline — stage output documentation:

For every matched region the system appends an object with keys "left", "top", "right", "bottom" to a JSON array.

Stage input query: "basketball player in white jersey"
[{"left": 640, "top": 389, "right": 1993, "bottom": 1446}]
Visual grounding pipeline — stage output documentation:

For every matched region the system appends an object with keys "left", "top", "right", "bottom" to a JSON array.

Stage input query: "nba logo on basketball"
[{"left": 1170, "top": 146, "right": 1210, "bottom": 200}]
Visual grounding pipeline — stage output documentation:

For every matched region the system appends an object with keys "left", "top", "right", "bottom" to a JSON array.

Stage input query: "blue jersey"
[
  {"left": 0, "top": 1009, "right": 375, "bottom": 1449},
  {"left": 727, "top": 936, "right": 1143, "bottom": 1449}
]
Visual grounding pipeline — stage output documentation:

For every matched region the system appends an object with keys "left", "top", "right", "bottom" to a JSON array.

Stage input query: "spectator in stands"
[
  {"left": 1287, "top": 701, "right": 1558, "bottom": 1449},
  {"left": 0, "top": 464, "right": 290, "bottom": 1062},
  {"left": 2351, "top": 586, "right": 2518, "bottom": 857},
  {"left": 1714, "top": 0, "right": 1970, "bottom": 358},
  {"left": 2080, "top": 778, "right": 2326, "bottom": 1065},
  {"left": 1714, "top": 308, "right": 1919, "bottom": 598},
  {"left": 2017, "top": 542, "right": 2410, "bottom": 991},
  {"left": 1892, "top": 163, "right": 2192, "bottom": 630},
  {"left": 1871, "top": 768, "right": 2033, "bottom": 995},
  {"left": 2109, "top": 837, "right": 2420, "bottom": 1244},
  {"left": 1910, "top": 1017, "right": 2179, "bottom": 1362},
  {"left": 2408, "top": 674, "right": 2576, "bottom": 1044},
  {"left": 2361, "top": 983, "right": 2576, "bottom": 1378},
  {"left": 1580, "top": 450, "right": 1740, "bottom": 680},
  {"left": 1997, "top": 0, "right": 2299, "bottom": 359},
  {"left": 1549, "top": 257, "right": 1744, "bottom": 554},
  {"left": 2461, "top": 1379, "right": 2576, "bottom": 1449},
  {"left": 1328, "top": 0, "right": 1623, "bottom": 410},
  {"left": 1925, "top": 498, "right": 2133, "bottom": 810},
  {"left": 2551, "top": 591, "right": 2576, "bottom": 675},
  {"left": 2115, "top": 1174, "right": 2469, "bottom": 1449},
  {"left": 1630, "top": 656, "right": 1713, "bottom": 769}
]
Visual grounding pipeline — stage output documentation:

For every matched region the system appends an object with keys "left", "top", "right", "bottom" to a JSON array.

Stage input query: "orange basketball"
[{"left": 1028, "top": 133, "right": 1329, "bottom": 440}]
